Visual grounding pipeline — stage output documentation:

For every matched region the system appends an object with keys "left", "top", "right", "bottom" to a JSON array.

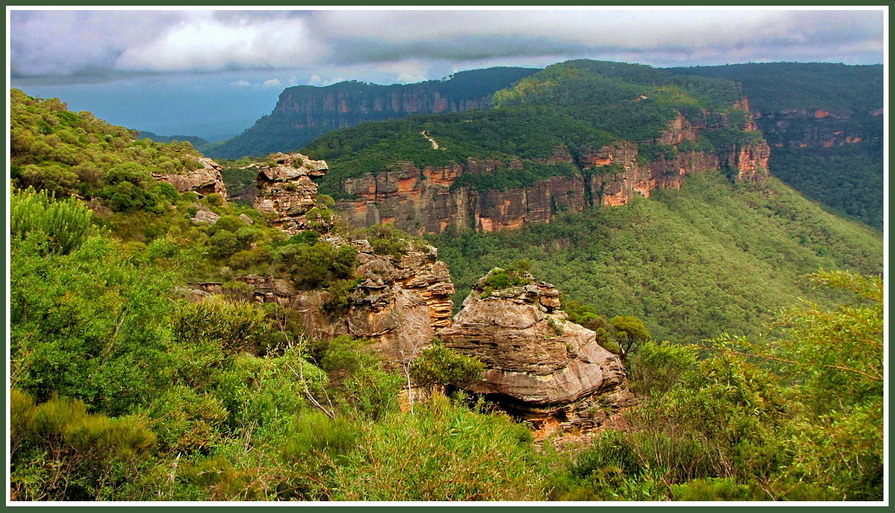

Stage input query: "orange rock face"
[{"left": 334, "top": 99, "right": 770, "bottom": 234}]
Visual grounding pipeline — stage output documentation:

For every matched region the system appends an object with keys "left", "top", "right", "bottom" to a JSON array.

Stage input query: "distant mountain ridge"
[
  {"left": 137, "top": 130, "right": 209, "bottom": 147},
  {"left": 204, "top": 67, "right": 539, "bottom": 160}
]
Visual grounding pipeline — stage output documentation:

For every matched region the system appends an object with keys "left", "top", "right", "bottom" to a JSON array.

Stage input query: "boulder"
[
  {"left": 439, "top": 269, "right": 635, "bottom": 427},
  {"left": 153, "top": 156, "right": 228, "bottom": 198}
]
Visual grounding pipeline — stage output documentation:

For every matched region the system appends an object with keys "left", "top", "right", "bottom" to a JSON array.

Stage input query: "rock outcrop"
[
  {"left": 337, "top": 105, "right": 770, "bottom": 234},
  {"left": 753, "top": 108, "right": 882, "bottom": 150},
  {"left": 153, "top": 156, "right": 228, "bottom": 198},
  {"left": 438, "top": 270, "right": 635, "bottom": 429},
  {"left": 244, "top": 238, "right": 454, "bottom": 363},
  {"left": 252, "top": 153, "right": 329, "bottom": 235}
]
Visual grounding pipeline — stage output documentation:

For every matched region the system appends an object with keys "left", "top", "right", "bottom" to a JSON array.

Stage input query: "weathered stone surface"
[
  {"left": 252, "top": 153, "right": 330, "bottom": 235},
  {"left": 244, "top": 240, "right": 454, "bottom": 364},
  {"left": 191, "top": 209, "right": 220, "bottom": 225},
  {"left": 238, "top": 214, "right": 254, "bottom": 225},
  {"left": 153, "top": 156, "right": 228, "bottom": 198},
  {"left": 438, "top": 270, "right": 635, "bottom": 426}
]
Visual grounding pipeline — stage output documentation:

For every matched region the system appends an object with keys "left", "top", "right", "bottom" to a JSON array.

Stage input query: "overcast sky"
[{"left": 8, "top": 7, "right": 886, "bottom": 139}]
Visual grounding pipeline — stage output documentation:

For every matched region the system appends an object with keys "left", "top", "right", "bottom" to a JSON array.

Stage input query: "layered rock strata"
[
  {"left": 252, "top": 153, "right": 329, "bottom": 234},
  {"left": 337, "top": 107, "right": 770, "bottom": 234},
  {"left": 243, "top": 239, "right": 454, "bottom": 363},
  {"left": 438, "top": 270, "right": 636, "bottom": 429}
]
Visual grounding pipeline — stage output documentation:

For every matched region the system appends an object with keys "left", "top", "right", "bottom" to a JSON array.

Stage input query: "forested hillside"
[
  {"left": 431, "top": 172, "right": 882, "bottom": 343},
  {"left": 669, "top": 63, "right": 884, "bottom": 229},
  {"left": 303, "top": 60, "right": 763, "bottom": 202}
]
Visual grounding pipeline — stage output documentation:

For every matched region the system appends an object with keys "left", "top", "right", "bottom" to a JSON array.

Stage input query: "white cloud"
[
  {"left": 10, "top": 8, "right": 884, "bottom": 82},
  {"left": 262, "top": 78, "right": 282, "bottom": 88},
  {"left": 231, "top": 80, "right": 251, "bottom": 87},
  {"left": 114, "top": 13, "right": 326, "bottom": 72}
]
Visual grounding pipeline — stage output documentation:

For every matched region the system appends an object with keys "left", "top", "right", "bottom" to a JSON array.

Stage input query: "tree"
[{"left": 609, "top": 315, "right": 651, "bottom": 359}]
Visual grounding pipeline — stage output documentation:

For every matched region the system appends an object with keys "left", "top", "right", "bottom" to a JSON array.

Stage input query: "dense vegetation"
[
  {"left": 8, "top": 76, "right": 884, "bottom": 502},
  {"left": 204, "top": 67, "right": 539, "bottom": 160},
  {"left": 494, "top": 60, "right": 747, "bottom": 142},
  {"left": 431, "top": 173, "right": 882, "bottom": 344},
  {"left": 303, "top": 60, "right": 759, "bottom": 199},
  {"left": 669, "top": 63, "right": 883, "bottom": 230},
  {"left": 10, "top": 89, "right": 205, "bottom": 206},
  {"left": 669, "top": 62, "right": 883, "bottom": 113}
]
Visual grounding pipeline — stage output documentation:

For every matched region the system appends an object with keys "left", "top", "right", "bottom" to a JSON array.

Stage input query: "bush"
[
  {"left": 331, "top": 395, "right": 547, "bottom": 500},
  {"left": 410, "top": 341, "right": 485, "bottom": 389},
  {"left": 172, "top": 296, "right": 272, "bottom": 354},
  {"left": 11, "top": 187, "right": 92, "bottom": 254},
  {"left": 283, "top": 410, "right": 360, "bottom": 459},
  {"left": 11, "top": 391, "right": 155, "bottom": 500}
]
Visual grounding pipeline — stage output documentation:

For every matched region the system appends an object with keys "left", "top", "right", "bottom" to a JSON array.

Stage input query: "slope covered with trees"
[
  {"left": 303, "top": 60, "right": 760, "bottom": 199},
  {"left": 669, "top": 63, "right": 884, "bottom": 229},
  {"left": 431, "top": 172, "right": 881, "bottom": 344}
]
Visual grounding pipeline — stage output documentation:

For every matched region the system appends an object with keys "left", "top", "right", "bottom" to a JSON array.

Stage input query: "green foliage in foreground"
[
  {"left": 550, "top": 271, "right": 882, "bottom": 501},
  {"left": 8, "top": 190, "right": 883, "bottom": 501},
  {"left": 431, "top": 173, "right": 882, "bottom": 343},
  {"left": 11, "top": 187, "right": 94, "bottom": 254}
]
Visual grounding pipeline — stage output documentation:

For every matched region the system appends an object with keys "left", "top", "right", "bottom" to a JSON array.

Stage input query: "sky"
[{"left": 8, "top": 7, "right": 887, "bottom": 141}]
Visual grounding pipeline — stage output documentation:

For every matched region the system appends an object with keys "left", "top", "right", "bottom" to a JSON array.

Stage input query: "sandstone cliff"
[
  {"left": 336, "top": 108, "right": 770, "bottom": 234},
  {"left": 243, "top": 238, "right": 454, "bottom": 364},
  {"left": 438, "top": 269, "right": 636, "bottom": 429},
  {"left": 753, "top": 108, "right": 882, "bottom": 150}
]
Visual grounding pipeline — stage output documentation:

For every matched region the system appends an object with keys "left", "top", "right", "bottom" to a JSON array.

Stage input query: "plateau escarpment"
[
  {"left": 334, "top": 110, "right": 769, "bottom": 235},
  {"left": 206, "top": 67, "right": 539, "bottom": 159},
  {"left": 669, "top": 62, "right": 883, "bottom": 229}
]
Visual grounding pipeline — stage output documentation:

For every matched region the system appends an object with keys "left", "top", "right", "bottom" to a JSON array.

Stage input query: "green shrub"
[
  {"left": 671, "top": 477, "right": 753, "bottom": 501},
  {"left": 172, "top": 296, "right": 272, "bottom": 354},
  {"left": 11, "top": 187, "right": 92, "bottom": 254},
  {"left": 284, "top": 410, "right": 360, "bottom": 459},
  {"left": 11, "top": 391, "right": 156, "bottom": 500},
  {"left": 331, "top": 395, "right": 547, "bottom": 501},
  {"left": 410, "top": 339, "right": 485, "bottom": 388}
]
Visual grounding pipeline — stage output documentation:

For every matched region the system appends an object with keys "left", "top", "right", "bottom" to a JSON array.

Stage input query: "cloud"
[
  {"left": 262, "top": 78, "right": 282, "bottom": 88},
  {"left": 9, "top": 8, "right": 885, "bottom": 84},
  {"left": 231, "top": 80, "right": 251, "bottom": 87}
]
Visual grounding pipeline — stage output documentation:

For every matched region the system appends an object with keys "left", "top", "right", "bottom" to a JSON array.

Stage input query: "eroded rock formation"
[
  {"left": 153, "top": 156, "right": 228, "bottom": 198},
  {"left": 244, "top": 238, "right": 454, "bottom": 363},
  {"left": 252, "top": 153, "right": 329, "bottom": 234},
  {"left": 438, "top": 270, "right": 636, "bottom": 429}
]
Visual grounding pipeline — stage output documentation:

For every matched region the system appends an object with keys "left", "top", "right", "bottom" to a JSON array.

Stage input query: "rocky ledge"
[
  {"left": 438, "top": 269, "right": 635, "bottom": 430},
  {"left": 153, "top": 156, "right": 228, "bottom": 198},
  {"left": 244, "top": 238, "right": 454, "bottom": 364},
  {"left": 253, "top": 153, "right": 329, "bottom": 234}
]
